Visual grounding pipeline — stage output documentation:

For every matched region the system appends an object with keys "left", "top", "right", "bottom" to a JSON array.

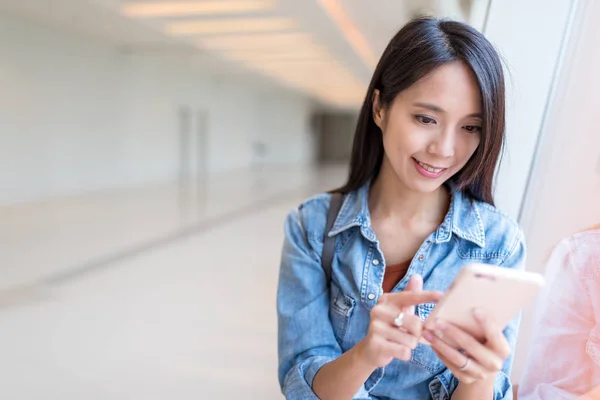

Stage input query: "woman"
[
  {"left": 518, "top": 226, "right": 600, "bottom": 399},
  {"left": 277, "top": 17, "right": 526, "bottom": 400}
]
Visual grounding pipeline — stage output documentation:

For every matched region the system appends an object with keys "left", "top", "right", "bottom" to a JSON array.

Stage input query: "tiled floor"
[{"left": 0, "top": 164, "right": 348, "bottom": 400}]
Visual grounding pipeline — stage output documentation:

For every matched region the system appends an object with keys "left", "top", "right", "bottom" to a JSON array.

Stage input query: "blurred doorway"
[{"left": 178, "top": 106, "right": 209, "bottom": 211}]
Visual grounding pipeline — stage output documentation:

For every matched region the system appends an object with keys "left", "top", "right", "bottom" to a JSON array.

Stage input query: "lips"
[
  {"left": 414, "top": 158, "right": 449, "bottom": 173},
  {"left": 412, "top": 157, "right": 449, "bottom": 180}
]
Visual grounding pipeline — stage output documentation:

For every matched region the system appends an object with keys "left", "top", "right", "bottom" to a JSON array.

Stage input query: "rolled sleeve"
[
  {"left": 282, "top": 356, "right": 373, "bottom": 400},
  {"left": 429, "top": 368, "right": 458, "bottom": 400},
  {"left": 282, "top": 356, "right": 335, "bottom": 400},
  {"left": 277, "top": 208, "right": 346, "bottom": 398}
]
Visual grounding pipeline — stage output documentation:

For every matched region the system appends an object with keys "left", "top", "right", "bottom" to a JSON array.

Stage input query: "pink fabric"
[{"left": 519, "top": 230, "right": 600, "bottom": 399}]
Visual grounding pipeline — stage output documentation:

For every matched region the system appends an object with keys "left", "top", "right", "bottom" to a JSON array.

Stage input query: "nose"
[{"left": 427, "top": 128, "right": 455, "bottom": 159}]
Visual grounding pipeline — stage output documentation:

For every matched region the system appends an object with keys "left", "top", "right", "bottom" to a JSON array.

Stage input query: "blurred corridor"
[
  {"left": 0, "top": 164, "right": 346, "bottom": 288},
  {"left": 2, "top": 0, "right": 600, "bottom": 398},
  {"left": 0, "top": 164, "right": 347, "bottom": 399}
]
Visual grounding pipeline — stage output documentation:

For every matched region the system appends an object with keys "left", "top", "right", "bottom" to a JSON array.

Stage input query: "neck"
[{"left": 368, "top": 160, "right": 449, "bottom": 225}]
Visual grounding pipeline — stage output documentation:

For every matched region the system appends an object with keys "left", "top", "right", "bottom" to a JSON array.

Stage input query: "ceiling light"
[
  {"left": 223, "top": 47, "right": 328, "bottom": 62},
  {"left": 165, "top": 17, "right": 295, "bottom": 35},
  {"left": 198, "top": 33, "right": 313, "bottom": 50},
  {"left": 316, "top": 0, "right": 378, "bottom": 69},
  {"left": 121, "top": 1, "right": 276, "bottom": 18}
]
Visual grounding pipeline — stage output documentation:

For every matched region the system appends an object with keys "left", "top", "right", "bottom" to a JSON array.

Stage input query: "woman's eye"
[
  {"left": 416, "top": 115, "right": 436, "bottom": 125},
  {"left": 463, "top": 125, "right": 482, "bottom": 133}
]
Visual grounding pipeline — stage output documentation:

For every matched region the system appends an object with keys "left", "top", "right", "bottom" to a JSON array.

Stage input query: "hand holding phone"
[
  {"left": 423, "top": 263, "right": 545, "bottom": 342},
  {"left": 421, "top": 263, "right": 545, "bottom": 384}
]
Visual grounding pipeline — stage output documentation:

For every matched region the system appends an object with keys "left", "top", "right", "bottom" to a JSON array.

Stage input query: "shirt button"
[
  {"left": 372, "top": 259, "right": 380, "bottom": 265},
  {"left": 367, "top": 293, "right": 376, "bottom": 300},
  {"left": 418, "top": 255, "right": 424, "bottom": 261}
]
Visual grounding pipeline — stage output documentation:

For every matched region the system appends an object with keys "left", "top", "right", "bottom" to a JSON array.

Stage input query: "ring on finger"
[
  {"left": 459, "top": 357, "right": 471, "bottom": 372},
  {"left": 393, "top": 312, "right": 404, "bottom": 327}
]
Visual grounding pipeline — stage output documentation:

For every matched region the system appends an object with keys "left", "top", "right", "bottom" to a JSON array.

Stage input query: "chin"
[
  {"left": 409, "top": 181, "right": 445, "bottom": 194},
  {"left": 407, "top": 167, "right": 459, "bottom": 194},
  {"left": 395, "top": 174, "right": 443, "bottom": 194}
]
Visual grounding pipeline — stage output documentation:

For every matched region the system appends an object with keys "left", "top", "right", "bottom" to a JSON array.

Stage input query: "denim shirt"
[{"left": 277, "top": 181, "right": 526, "bottom": 400}]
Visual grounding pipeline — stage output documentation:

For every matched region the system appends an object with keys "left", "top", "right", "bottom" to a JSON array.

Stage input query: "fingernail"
[
  {"left": 434, "top": 329, "right": 444, "bottom": 339},
  {"left": 473, "top": 308, "right": 485, "bottom": 321},
  {"left": 436, "top": 319, "right": 448, "bottom": 330},
  {"left": 423, "top": 331, "right": 434, "bottom": 342}
]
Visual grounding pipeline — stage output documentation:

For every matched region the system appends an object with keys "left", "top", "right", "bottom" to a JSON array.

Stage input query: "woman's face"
[{"left": 373, "top": 61, "right": 483, "bottom": 194}]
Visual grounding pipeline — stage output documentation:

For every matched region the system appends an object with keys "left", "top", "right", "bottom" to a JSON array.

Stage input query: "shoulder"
[
  {"left": 284, "top": 192, "right": 332, "bottom": 241},
  {"left": 476, "top": 201, "right": 524, "bottom": 241},
  {"left": 474, "top": 200, "right": 525, "bottom": 264},
  {"left": 296, "top": 192, "right": 332, "bottom": 216},
  {"left": 557, "top": 229, "right": 600, "bottom": 278},
  {"left": 569, "top": 228, "right": 600, "bottom": 249}
]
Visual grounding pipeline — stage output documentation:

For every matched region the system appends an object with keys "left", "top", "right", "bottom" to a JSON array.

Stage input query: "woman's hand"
[
  {"left": 423, "top": 309, "right": 511, "bottom": 384},
  {"left": 356, "top": 275, "right": 443, "bottom": 369}
]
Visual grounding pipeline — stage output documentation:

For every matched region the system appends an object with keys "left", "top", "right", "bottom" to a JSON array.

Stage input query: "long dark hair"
[{"left": 336, "top": 17, "right": 506, "bottom": 206}]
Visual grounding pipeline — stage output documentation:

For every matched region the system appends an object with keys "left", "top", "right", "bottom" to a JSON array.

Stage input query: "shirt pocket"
[
  {"left": 329, "top": 282, "right": 356, "bottom": 349},
  {"left": 411, "top": 302, "right": 446, "bottom": 374}
]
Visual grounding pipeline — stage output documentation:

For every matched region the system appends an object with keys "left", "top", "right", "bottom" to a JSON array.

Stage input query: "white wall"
[
  {"left": 0, "top": 12, "right": 315, "bottom": 206},
  {"left": 485, "top": 0, "right": 600, "bottom": 382},
  {"left": 513, "top": 0, "right": 600, "bottom": 382},
  {"left": 484, "top": 0, "right": 575, "bottom": 221}
]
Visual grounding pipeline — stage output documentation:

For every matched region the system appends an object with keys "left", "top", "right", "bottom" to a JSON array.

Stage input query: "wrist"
[
  {"left": 452, "top": 375, "right": 495, "bottom": 399},
  {"left": 352, "top": 339, "right": 379, "bottom": 372},
  {"left": 459, "top": 374, "right": 495, "bottom": 387}
]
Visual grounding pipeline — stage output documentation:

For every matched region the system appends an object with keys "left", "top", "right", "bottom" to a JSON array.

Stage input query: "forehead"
[{"left": 397, "top": 62, "right": 482, "bottom": 114}]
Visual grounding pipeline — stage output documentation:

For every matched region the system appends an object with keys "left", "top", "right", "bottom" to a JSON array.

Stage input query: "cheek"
[
  {"left": 381, "top": 126, "right": 406, "bottom": 154},
  {"left": 382, "top": 125, "right": 425, "bottom": 155},
  {"left": 456, "top": 134, "right": 481, "bottom": 162},
  {"left": 381, "top": 113, "right": 419, "bottom": 142},
  {"left": 386, "top": 136, "right": 423, "bottom": 162}
]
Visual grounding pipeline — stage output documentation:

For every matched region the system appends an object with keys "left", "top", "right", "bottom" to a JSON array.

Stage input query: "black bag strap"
[{"left": 322, "top": 192, "right": 344, "bottom": 283}]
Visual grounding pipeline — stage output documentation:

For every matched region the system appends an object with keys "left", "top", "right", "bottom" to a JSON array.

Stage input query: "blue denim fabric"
[{"left": 277, "top": 181, "right": 526, "bottom": 399}]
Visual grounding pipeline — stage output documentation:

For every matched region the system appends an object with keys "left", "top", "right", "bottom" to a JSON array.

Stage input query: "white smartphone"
[{"left": 423, "top": 263, "right": 545, "bottom": 344}]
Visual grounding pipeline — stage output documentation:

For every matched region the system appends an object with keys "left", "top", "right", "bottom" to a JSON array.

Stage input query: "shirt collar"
[{"left": 328, "top": 180, "right": 486, "bottom": 248}]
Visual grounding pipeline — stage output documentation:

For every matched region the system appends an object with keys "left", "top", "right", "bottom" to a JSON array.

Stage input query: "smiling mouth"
[{"left": 414, "top": 158, "right": 449, "bottom": 173}]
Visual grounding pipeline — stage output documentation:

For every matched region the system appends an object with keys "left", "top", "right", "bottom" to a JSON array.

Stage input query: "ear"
[{"left": 372, "top": 89, "right": 385, "bottom": 130}]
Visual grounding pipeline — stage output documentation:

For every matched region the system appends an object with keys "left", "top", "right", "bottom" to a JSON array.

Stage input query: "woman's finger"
[
  {"left": 474, "top": 309, "right": 511, "bottom": 360},
  {"left": 383, "top": 341, "right": 413, "bottom": 362},
  {"left": 433, "top": 350, "right": 477, "bottom": 384},
  {"left": 403, "top": 275, "right": 423, "bottom": 315},
  {"left": 433, "top": 320, "right": 503, "bottom": 372},
  {"left": 380, "top": 321, "right": 420, "bottom": 349},
  {"left": 425, "top": 330, "right": 488, "bottom": 381},
  {"left": 397, "top": 314, "right": 424, "bottom": 337},
  {"left": 381, "top": 291, "right": 443, "bottom": 310},
  {"left": 371, "top": 303, "right": 424, "bottom": 338}
]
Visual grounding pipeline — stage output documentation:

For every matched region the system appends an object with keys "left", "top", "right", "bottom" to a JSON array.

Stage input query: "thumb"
[{"left": 404, "top": 274, "right": 423, "bottom": 315}]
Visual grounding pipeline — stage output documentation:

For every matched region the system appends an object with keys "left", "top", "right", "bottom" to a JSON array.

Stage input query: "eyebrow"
[{"left": 412, "top": 102, "right": 482, "bottom": 119}]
